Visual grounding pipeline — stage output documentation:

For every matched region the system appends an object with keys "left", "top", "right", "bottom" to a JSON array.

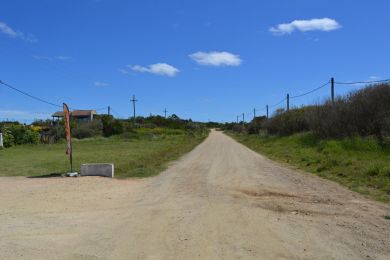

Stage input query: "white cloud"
[
  {"left": 0, "top": 21, "right": 37, "bottom": 42},
  {"left": 32, "top": 55, "right": 52, "bottom": 61},
  {"left": 131, "top": 63, "right": 180, "bottom": 77},
  {"left": 118, "top": 68, "right": 129, "bottom": 74},
  {"left": 55, "top": 56, "right": 72, "bottom": 61},
  {"left": 33, "top": 55, "right": 72, "bottom": 61},
  {"left": 270, "top": 18, "right": 341, "bottom": 35},
  {"left": 369, "top": 76, "right": 380, "bottom": 80},
  {"left": 189, "top": 51, "right": 242, "bottom": 67},
  {"left": 94, "top": 81, "right": 109, "bottom": 87}
]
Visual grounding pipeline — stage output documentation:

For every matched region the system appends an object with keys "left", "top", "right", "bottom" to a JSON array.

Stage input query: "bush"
[
  {"left": 72, "top": 120, "right": 103, "bottom": 139},
  {"left": 0, "top": 127, "right": 15, "bottom": 148},
  {"left": 262, "top": 108, "right": 310, "bottom": 136},
  {"left": 101, "top": 115, "right": 123, "bottom": 137},
  {"left": 309, "top": 84, "right": 390, "bottom": 139},
  {"left": 245, "top": 84, "right": 390, "bottom": 139},
  {"left": 247, "top": 116, "right": 267, "bottom": 134},
  {"left": 8, "top": 125, "right": 39, "bottom": 145}
]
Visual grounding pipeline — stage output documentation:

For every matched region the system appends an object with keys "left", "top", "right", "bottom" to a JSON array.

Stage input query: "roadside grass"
[
  {"left": 228, "top": 132, "right": 390, "bottom": 203},
  {"left": 0, "top": 129, "right": 208, "bottom": 178}
]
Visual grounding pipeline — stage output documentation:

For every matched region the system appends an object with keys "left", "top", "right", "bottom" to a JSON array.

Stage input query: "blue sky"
[{"left": 1, "top": 0, "right": 389, "bottom": 123}]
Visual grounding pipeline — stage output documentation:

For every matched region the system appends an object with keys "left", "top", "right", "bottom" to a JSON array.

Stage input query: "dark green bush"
[
  {"left": 242, "top": 84, "right": 390, "bottom": 140},
  {"left": 72, "top": 120, "right": 103, "bottom": 139},
  {"left": 8, "top": 125, "right": 39, "bottom": 145},
  {"left": 101, "top": 115, "right": 124, "bottom": 137},
  {"left": 262, "top": 108, "right": 310, "bottom": 136}
]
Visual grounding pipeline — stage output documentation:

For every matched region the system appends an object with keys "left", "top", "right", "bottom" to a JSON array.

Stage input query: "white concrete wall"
[{"left": 80, "top": 163, "right": 114, "bottom": 178}]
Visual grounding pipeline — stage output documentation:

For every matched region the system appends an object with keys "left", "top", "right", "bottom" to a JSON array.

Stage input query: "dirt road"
[{"left": 0, "top": 130, "right": 389, "bottom": 259}]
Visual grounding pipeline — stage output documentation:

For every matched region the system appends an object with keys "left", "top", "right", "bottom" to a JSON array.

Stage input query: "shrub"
[
  {"left": 262, "top": 108, "right": 310, "bottom": 136},
  {"left": 101, "top": 115, "right": 123, "bottom": 137},
  {"left": 8, "top": 125, "right": 39, "bottom": 145},
  {"left": 366, "top": 165, "right": 380, "bottom": 177},
  {"left": 0, "top": 127, "right": 15, "bottom": 148},
  {"left": 248, "top": 83, "right": 390, "bottom": 139},
  {"left": 72, "top": 120, "right": 103, "bottom": 139},
  {"left": 247, "top": 116, "right": 267, "bottom": 134}
]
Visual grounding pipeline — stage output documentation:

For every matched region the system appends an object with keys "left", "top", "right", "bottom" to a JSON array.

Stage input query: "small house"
[{"left": 52, "top": 110, "right": 97, "bottom": 122}]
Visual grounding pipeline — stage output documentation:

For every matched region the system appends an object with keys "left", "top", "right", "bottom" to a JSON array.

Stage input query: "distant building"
[{"left": 52, "top": 110, "right": 97, "bottom": 122}]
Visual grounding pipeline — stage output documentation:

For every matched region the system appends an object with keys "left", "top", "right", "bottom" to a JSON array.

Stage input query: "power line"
[
  {"left": 256, "top": 106, "right": 267, "bottom": 112},
  {"left": 290, "top": 80, "right": 330, "bottom": 99},
  {"left": 0, "top": 80, "right": 113, "bottom": 112},
  {"left": 269, "top": 97, "right": 286, "bottom": 109},
  {"left": 335, "top": 79, "right": 390, "bottom": 85},
  {"left": 0, "top": 80, "right": 62, "bottom": 108},
  {"left": 110, "top": 108, "right": 124, "bottom": 119}
]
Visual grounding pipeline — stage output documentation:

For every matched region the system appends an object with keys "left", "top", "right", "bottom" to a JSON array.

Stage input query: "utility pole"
[
  {"left": 266, "top": 105, "right": 269, "bottom": 119},
  {"left": 253, "top": 108, "right": 256, "bottom": 119},
  {"left": 107, "top": 106, "right": 111, "bottom": 116},
  {"left": 164, "top": 108, "right": 168, "bottom": 118},
  {"left": 130, "top": 95, "right": 138, "bottom": 124},
  {"left": 236, "top": 115, "right": 239, "bottom": 124},
  {"left": 242, "top": 113, "right": 245, "bottom": 123},
  {"left": 331, "top": 77, "right": 335, "bottom": 104},
  {"left": 287, "top": 94, "right": 290, "bottom": 112}
]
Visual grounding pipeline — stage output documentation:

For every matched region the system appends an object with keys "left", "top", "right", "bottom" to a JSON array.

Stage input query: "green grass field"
[
  {"left": 228, "top": 132, "right": 390, "bottom": 203},
  {"left": 0, "top": 128, "right": 208, "bottom": 178}
]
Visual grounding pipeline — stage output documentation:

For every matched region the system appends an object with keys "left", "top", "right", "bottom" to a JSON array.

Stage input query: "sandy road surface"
[{"left": 0, "top": 130, "right": 389, "bottom": 259}]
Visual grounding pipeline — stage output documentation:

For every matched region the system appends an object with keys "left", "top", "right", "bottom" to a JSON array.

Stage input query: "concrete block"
[{"left": 80, "top": 163, "right": 114, "bottom": 178}]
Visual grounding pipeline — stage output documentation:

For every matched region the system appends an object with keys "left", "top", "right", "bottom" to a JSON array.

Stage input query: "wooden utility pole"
[
  {"left": 130, "top": 95, "right": 138, "bottom": 124},
  {"left": 107, "top": 106, "right": 111, "bottom": 116},
  {"left": 287, "top": 94, "right": 290, "bottom": 112},
  {"left": 331, "top": 77, "right": 335, "bottom": 104},
  {"left": 253, "top": 108, "right": 256, "bottom": 119},
  {"left": 242, "top": 113, "right": 245, "bottom": 123},
  {"left": 164, "top": 108, "right": 168, "bottom": 118},
  {"left": 236, "top": 115, "right": 239, "bottom": 124},
  {"left": 266, "top": 105, "right": 269, "bottom": 119}
]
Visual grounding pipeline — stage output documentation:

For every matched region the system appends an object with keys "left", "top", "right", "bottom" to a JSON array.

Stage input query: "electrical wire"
[
  {"left": 335, "top": 79, "right": 390, "bottom": 85},
  {"left": 110, "top": 108, "right": 125, "bottom": 119},
  {"left": 0, "top": 80, "right": 62, "bottom": 108},
  {"left": 269, "top": 98, "right": 287, "bottom": 109},
  {"left": 290, "top": 80, "right": 330, "bottom": 99},
  {"left": 0, "top": 80, "right": 114, "bottom": 113},
  {"left": 255, "top": 106, "right": 267, "bottom": 112}
]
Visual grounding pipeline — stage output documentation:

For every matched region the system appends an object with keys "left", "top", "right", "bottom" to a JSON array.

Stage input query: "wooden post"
[
  {"left": 266, "top": 105, "right": 269, "bottom": 119},
  {"left": 287, "top": 94, "right": 290, "bottom": 112},
  {"left": 331, "top": 77, "right": 335, "bottom": 104}
]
